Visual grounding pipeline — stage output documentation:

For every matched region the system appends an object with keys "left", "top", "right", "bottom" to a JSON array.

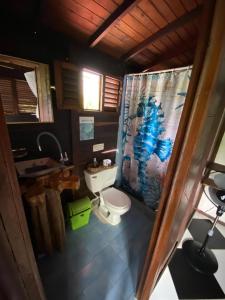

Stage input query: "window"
[
  {"left": 103, "top": 75, "right": 121, "bottom": 111},
  {"left": 82, "top": 70, "right": 122, "bottom": 112},
  {"left": 0, "top": 75, "right": 38, "bottom": 119},
  {"left": 0, "top": 54, "right": 53, "bottom": 123},
  {"left": 54, "top": 61, "right": 122, "bottom": 112},
  {"left": 82, "top": 69, "right": 102, "bottom": 111}
]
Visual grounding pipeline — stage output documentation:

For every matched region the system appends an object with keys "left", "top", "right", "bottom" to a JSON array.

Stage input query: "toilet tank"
[{"left": 84, "top": 165, "right": 118, "bottom": 193}]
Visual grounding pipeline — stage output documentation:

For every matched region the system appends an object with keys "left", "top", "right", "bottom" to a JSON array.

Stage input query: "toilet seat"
[{"left": 102, "top": 187, "right": 131, "bottom": 210}]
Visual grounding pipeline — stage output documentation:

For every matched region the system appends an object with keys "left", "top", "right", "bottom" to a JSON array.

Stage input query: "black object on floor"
[
  {"left": 169, "top": 249, "right": 225, "bottom": 299},
  {"left": 188, "top": 219, "right": 225, "bottom": 249},
  {"left": 183, "top": 213, "right": 220, "bottom": 275},
  {"left": 182, "top": 239, "right": 218, "bottom": 275}
]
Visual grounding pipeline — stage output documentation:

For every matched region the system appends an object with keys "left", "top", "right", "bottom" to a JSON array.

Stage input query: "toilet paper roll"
[{"left": 103, "top": 159, "right": 112, "bottom": 167}]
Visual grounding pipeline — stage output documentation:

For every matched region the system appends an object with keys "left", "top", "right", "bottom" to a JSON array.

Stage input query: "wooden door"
[
  {"left": 0, "top": 98, "right": 45, "bottom": 299},
  {"left": 138, "top": 0, "right": 225, "bottom": 299}
]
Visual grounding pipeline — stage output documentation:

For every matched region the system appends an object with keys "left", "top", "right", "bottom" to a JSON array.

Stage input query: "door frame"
[
  {"left": 137, "top": 0, "right": 225, "bottom": 299},
  {"left": 0, "top": 100, "right": 45, "bottom": 299}
]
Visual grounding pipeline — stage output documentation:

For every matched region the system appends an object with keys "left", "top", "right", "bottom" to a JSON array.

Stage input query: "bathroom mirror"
[{"left": 0, "top": 54, "right": 53, "bottom": 123}]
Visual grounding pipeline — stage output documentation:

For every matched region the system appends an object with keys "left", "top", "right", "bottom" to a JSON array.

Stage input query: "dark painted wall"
[
  {"left": 72, "top": 110, "right": 119, "bottom": 175},
  {"left": 1, "top": 30, "right": 72, "bottom": 162},
  {"left": 0, "top": 27, "right": 128, "bottom": 165}
]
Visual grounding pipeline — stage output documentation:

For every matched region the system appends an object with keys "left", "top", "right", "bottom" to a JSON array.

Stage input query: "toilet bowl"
[
  {"left": 84, "top": 166, "right": 131, "bottom": 225},
  {"left": 100, "top": 187, "right": 131, "bottom": 225}
]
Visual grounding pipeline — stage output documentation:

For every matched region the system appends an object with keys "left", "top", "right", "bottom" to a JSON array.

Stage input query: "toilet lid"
[{"left": 102, "top": 187, "right": 131, "bottom": 209}]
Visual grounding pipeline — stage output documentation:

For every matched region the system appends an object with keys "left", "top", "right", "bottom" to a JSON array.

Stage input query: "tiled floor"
[
  {"left": 38, "top": 196, "right": 155, "bottom": 300},
  {"left": 150, "top": 212, "right": 225, "bottom": 300}
]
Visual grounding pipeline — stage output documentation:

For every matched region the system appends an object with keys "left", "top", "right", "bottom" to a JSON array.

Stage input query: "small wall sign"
[{"left": 79, "top": 116, "right": 94, "bottom": 141}]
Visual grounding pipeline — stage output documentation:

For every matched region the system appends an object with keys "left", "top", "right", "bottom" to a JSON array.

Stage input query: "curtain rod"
[{"left": 127, "top": 65, "right": 192, "bottom": 77}]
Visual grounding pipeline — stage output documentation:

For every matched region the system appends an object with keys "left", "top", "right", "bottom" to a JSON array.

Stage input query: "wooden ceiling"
[
  {"left": 3, "top": 0, "right": 204, "bottom": 71},
  {"left": 40, "top": 0, "right": 203, "bottom": 71}
]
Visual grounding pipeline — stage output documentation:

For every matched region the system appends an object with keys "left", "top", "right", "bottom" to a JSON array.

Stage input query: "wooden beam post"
[
  {"left": 122, "top": 6, "right": 202, "bottom": 61},
  {"left": 88, "top": 0, "right": 140, "bottom": 48}
]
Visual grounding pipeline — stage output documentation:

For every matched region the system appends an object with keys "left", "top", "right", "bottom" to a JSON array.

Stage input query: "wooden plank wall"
[
  {"left": 0, "top": 216, "right": 26, "bottom": 300},
  {"left": 71, "top": 110, "right": 119, "bottom": 194},
  {"left": 0, "top": 100, "right": 45, "bottom": 300}
]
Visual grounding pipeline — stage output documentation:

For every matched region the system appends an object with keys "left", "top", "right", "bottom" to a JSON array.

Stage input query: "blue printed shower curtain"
[{"left": 116, "top": 67, "right": 192, "bottom": 209}]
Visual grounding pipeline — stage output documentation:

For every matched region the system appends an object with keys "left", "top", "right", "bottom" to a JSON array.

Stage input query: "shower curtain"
[{"left": 116, "top": 67, "right": 192, "bottom": 209}]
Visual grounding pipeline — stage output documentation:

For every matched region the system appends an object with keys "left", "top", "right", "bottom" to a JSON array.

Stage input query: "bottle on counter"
[{"left": 93, "top": 157, "right": 98, "bottom": 168}]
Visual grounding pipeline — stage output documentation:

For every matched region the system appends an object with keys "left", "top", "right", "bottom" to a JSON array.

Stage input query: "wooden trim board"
[
  {"left": 137, "top": 0, "right": 224, "bottom": 299},
  {"left": 0, "top": 98, "right": 45, "bottom": 299}
]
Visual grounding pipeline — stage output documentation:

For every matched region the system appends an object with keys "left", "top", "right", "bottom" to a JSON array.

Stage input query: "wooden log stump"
[
  {"left": 25, "top": 191, "right": 53, "bottom": 255},
  {"left": 22, "top": 166, "right": 80, "bottom": 255},
  {"left": 45, "top": 189, "right": 65, "bottom": 252}
]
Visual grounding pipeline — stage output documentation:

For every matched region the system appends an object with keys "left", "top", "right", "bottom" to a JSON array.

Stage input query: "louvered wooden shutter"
[
  {"left": 0, "top": 78, "right": 17, "bottom": 114},
  {"left": 0, "top": 78, "right": 37, "bottom": 115},
  {"left": 54, "top": 61, "right": 81, "bottom": 109},
  {"left": 103, "top": 76, "right": 121, "bottom": 112},
  {"left": 16, "top": 79, "right": 37, "bottom": 114}
]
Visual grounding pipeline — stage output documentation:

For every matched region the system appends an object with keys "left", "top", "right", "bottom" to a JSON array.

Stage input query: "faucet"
[{"left": 36, "top": 131, "right": 68, "bottom": 163}]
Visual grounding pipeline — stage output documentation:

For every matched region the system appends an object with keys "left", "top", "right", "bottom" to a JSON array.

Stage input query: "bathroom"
[
  {"left": 2, "top": 44, "right": 156, "bottom": 299},
  {"left": 0, "top": 1, "right": 225, "bottom": 300}
]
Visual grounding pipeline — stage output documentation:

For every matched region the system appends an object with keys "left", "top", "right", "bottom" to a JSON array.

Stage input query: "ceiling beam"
[
  {"left": 88, "top": 0, "right": 140, "bottom": 48},
  {"left": 122, "top": 6, "right": 202, "bottom": 61},
  {"left": 142, "top": 38, "right": 197, "bottom": 72}
]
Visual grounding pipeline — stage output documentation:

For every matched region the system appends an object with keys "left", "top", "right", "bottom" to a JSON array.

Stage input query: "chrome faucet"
[{"left": 36, "top": 131, "right": 68, "bottom": 163}]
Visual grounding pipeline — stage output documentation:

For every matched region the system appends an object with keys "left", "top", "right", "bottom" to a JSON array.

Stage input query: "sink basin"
[{"left": 15, "top": 157, "right": 65, "bottom": 178}]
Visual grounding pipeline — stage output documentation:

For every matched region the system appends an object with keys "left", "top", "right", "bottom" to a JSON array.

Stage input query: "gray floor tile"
[
  {"left": 82, "top": 269, "right": 113, "bottom": 300},
  {"left": 94, "top": 245, "right": 128, "bottom": 284},
  {"left": 38, "top": 195, "right": 154, "bottom": 300},
  {"left": 103, "top": 268, "right": 135, "bottom": 300}
]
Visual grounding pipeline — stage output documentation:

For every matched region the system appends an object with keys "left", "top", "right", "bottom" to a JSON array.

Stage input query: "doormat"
[
  {"left": 169, "top": 249, "right": 225, "bottom": 299},
  {"left": 188, "top": 218, "right": 225, "bottom": 249}
]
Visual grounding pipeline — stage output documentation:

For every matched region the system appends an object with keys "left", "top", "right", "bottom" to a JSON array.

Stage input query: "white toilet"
[{"left": 84, "top": 165, "right": 131, "bottom": 225}]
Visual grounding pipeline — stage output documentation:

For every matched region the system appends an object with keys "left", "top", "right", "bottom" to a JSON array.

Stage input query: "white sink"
[{"left": 15, "top": 157, "right": 65, "bottom": 178}]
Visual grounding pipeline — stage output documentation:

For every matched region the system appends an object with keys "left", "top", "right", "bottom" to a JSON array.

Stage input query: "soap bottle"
[{"left": 93, "top": 157, "right": 98, "bottom": 168}]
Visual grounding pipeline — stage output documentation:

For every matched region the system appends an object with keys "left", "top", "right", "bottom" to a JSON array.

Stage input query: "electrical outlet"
[{"left": 93, "top": 143, "right": 104, "bottom": 152}]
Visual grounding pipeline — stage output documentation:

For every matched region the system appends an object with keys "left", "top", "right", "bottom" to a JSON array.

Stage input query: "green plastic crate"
[{"left": 68, "top": 196, "right": 91, "bottom": 230}]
